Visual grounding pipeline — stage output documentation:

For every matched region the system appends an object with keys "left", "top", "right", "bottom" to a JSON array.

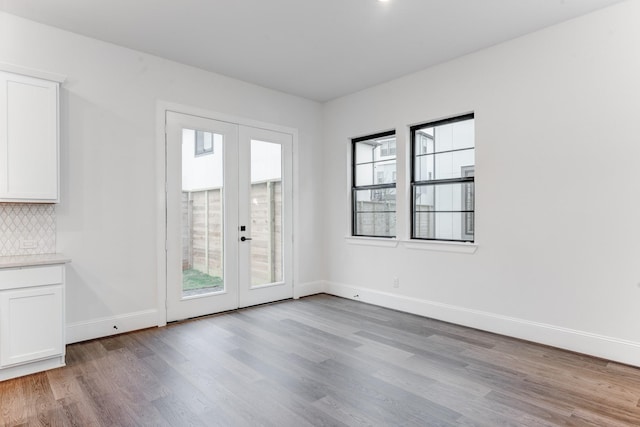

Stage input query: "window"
[
  {"left": 380, "top": 139, "right": 396, "bottom": 157},
  {"left": 411, "top": 114, "right": 475, "bottom": 242},
  {"left": 352, "top": 131, "right": 396, "bottom": 237},
  {"left": 195, "top": 130, "right": 214, "bottom": 156}
]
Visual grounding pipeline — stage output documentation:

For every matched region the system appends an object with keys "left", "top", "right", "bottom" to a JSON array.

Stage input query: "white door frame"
[{"left": 155, "top": 101, "right": 299, "bottom": 326}]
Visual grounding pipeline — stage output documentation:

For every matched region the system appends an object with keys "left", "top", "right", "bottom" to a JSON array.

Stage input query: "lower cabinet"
[{"left": 0, "top": 264, "right": 65, "bottom": 381}]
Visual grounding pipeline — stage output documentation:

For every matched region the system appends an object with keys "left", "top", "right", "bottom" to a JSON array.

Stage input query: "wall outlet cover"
[{"left": 20, "top": 239, "right": 38, "bottom": 249}]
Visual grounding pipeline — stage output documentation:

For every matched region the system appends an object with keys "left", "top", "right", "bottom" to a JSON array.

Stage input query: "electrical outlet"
[
  {"left": 20, "top": 239, "right": 37, "bottom": 249},
  {"left": 392, "top": 277, "right": 399, "bottom": 288}
]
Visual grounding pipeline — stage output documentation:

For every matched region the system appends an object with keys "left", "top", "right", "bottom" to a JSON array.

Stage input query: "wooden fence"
[{"left": 182, "top": 180, "right": 282, "bottom": 285}]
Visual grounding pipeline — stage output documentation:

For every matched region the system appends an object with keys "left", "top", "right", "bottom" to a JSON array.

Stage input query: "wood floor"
[{"left": 2, "top": 295, "right": 640, "bottom": 426}]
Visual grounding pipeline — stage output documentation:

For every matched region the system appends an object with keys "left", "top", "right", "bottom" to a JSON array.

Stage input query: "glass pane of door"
[
  {"left": 181, "top": 128, "right": 225, "bottom": 297},
  {"left": 166, "top": 111, "right": 239, "bottom": 322},
  {"left": 249, "top": 139, "right": 282, "bottom": 286}
]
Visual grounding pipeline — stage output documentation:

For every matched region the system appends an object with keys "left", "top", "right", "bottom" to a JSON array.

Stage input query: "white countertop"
[{"left": 0, "top": 253, "right": 71, "bottom": 269}]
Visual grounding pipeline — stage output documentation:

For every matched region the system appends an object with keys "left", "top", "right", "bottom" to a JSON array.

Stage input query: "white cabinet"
[
  {"left": 0, "top": 66, "right": 64, "bottom": 203},
  {"left": 0, "top": 285, "right": 64, "bottom": 367},
  {"left": 0, "top": 263, "right": 66, "bottom": 381}
]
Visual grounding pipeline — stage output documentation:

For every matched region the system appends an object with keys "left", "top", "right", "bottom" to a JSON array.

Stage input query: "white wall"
[
  {"left": 0, "top": 11, "right": 324, "bottom": 340},
  {"left": 322, "top": 1, "right": 640, "bottom": 365}
]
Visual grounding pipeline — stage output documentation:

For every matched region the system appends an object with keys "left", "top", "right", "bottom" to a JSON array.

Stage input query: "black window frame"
[
  {"left": 410, "top": 113, "right": 475, "bottom": 243},
  {"left": 352, "top": 130, "right": 397, "bottom": 238}
]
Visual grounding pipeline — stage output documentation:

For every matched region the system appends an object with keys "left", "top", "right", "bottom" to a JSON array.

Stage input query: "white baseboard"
[
  {"left": 66, "top": 282, "right": 327, "bottom": 345},
  {"left": 294, "top": 280, "right": 327, "bottom": 299},
  {"left": 66, "top": 309, "right": 159, "bottom": 344},
  {"left": 0, "top": 356, "right": 65, "bottom": 381},
  {"left": 326, "top": 281, "right": 640, "bottom": 367}
]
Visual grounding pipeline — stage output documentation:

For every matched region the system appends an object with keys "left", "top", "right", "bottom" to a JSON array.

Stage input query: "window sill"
[
  {"left": 402, "top": 240, "right": 478, "bottom": 254},
  {"left": 345, "top": 236, "right": 399, "bottom": 248}
]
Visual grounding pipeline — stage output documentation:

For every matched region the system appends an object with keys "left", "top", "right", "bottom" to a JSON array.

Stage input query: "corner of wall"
[{"left": 294, "top": 280, "right": 328, "bottom": 299}]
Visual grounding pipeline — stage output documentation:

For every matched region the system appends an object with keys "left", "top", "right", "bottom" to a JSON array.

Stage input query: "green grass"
[{"left": 182, "top": 268, "right": 223, "bottom": 292}]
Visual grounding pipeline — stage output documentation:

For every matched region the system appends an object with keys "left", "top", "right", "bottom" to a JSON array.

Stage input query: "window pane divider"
[
  {"left": 413, "top": 177, "right": 474, "bottom": 186},
  {"left": 415, "top": 210, "right": 474, "bottom": 213},
  {"left": 353, "top": 183, "right": 396, "bottom": 191},
  {"left": 410, "top": 237, "right": 475, "bottom": 243},
  {"left": 355, "top": 159, "right": 396, "bottom": 166},
  {"left": 415, "top": 147, "right": 474, "bottom": 157}
]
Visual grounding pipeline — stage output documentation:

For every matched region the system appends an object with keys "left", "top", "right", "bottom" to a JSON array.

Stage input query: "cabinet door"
[
  {"left": 0, "top": 285, "right": 64, "bottom": 367},
  {"left": 0, "top": 71, "right": 59, "bottom": 202}
]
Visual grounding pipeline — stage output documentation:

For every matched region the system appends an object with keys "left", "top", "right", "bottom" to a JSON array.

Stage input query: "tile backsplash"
[{"left": 0, "top": 204, "right": 56, "bottom": 256}]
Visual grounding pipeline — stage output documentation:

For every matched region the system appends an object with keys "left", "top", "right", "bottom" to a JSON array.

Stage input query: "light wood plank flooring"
[{"left": 2, "top": 294, "right": 640, "bottom": 426}]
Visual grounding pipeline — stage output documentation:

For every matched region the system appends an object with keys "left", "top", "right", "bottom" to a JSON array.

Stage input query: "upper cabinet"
[{"left": 0, "top": 65, "right": 65, "bottom": 203}]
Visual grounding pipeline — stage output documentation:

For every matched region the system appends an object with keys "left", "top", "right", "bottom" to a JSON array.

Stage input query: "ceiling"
[{"left": 0, "top": 0, "right": 627, "bottom": 102}]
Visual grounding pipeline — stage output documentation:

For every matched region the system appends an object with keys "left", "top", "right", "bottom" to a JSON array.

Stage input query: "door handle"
[{"left": 240, "top": 236, "right": 252, "bottom": 242}]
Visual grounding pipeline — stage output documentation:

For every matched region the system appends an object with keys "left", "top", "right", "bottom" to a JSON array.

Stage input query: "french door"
[{"left": 165, "top": 111, "right": 293, "bottom": 322}]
